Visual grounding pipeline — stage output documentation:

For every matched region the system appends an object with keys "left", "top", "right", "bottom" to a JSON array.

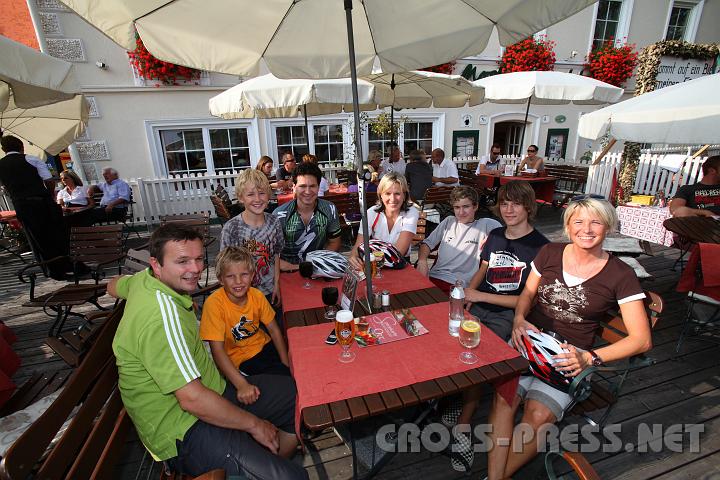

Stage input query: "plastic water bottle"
[{"left": 449, "top": 280, "right": 465, "bottom": 337}]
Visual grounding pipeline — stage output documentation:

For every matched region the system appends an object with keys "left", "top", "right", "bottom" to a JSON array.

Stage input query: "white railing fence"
[{"left": 1, "top": 152, "right": 711, "bottom": 226}]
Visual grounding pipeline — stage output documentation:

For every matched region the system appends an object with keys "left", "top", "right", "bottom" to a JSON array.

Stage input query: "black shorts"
[
  {"left": 168, "top": 375, "right": 306, "bottom": 479},
  {"left": 240, "top": 342, "right": 291, "bottom": 377}
]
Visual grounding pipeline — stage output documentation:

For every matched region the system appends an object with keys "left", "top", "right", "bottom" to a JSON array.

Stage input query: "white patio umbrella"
[
  {"left": 1, "top": 94, "right": 89, "bottom": 155},
  {"left": 473, "top": 71, "right": 624, "bottom": 155},
  {"left": 0, "top": 35, "right": 80, "bottom": 110},
  {"left": 577, "top": 73, "right": 720, "bottom": 144},
  {"left": 363, "top": 70, "right": 484, "bottom": 109},
  {"left": 61, "top": 0, "right": 597, "bottom": 299}
]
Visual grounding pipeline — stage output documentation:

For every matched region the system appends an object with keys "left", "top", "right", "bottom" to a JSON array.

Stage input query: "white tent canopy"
[
  {"left": 209, "top": 74, "right": 393, "bottom": 119},
  {"left": 578, "top": 73, "right": 720, "bottom": 144},
  {"left": 0, "top": 35, "right": 80, "bottom": 110},
  {"left": 60, "top": 0, "right": 597, "bottom": 79}
]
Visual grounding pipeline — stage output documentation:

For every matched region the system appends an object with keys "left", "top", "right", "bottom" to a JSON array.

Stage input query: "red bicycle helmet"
[{"left": 519, "top": 330, "right": 572, "bottom": 392}]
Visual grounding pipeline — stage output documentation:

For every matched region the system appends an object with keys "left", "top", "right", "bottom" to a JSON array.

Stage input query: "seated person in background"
[
  {"left": 201, "top": 246, "right": 290, "bottom": 379},
  {"left": 670, "top": 155, "right": 720, "bottom": 217},
  {"left": 380, "top": 142, "right": 406, "bottom": 176},
  {"left": 440, "top": 181, "right": 549, "bottom": 472},
  {"left": 404, "top": 149, "right": 433, "bottom": 202},
  {"left": 56, "top": 170, "right": 91, "bottom": 207},
  {"left": 349, "top": 172, "right": 419, "bottom": 269},
  {"left": 302, "top": 153, "right": 329, "bottom": 196},
  {"left": 256, "top": 155, "right": 275, "bottom": 180},
  {"left": 416, "top": 186, "right": 501, "bottom": 294},
  {"left": 431, "top": 148, "right": 459, "bottom": 186},
  {"left": 517, "top": 144, "right": 544, "bottom": 173},
  {"left": 108, "top": 223, "right": 306, "bottom": 479},
  {"left": 274, "top": 162, "right": 342, "bottom": 271},
  {"left": 88, "top": 167, "right": 131, "bottom": 222},
  {"left": 220, "top": 169, "right": 284, "bottom": 307},
  {"left": 272, "top": 152, "right": 296, "bottom": 190},
  {"left": 476, "top": 143, "right": 503, "bottom": 175},
  {"left": 485, "top": 196, "right": 651, "bottom": 480},
  {"left": 366, "top": 149, "right": 383, "bottom": 184}
]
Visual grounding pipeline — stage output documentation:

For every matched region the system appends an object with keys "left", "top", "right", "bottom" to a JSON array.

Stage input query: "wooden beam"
[
  {"left": 691, "top": 144, "right": 709, "bottom": 158},
  {"left": 592, "top": 138, "right": 617, "bottom": 165}
]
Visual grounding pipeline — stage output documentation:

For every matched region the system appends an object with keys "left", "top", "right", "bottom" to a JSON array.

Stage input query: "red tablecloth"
[
  {"left": 288, "top": 302, "right": 522, "bottom": 433},
  {"left": 281, "top": 266, "right": 435, "bottom": 313},
  {"left": 617, "top": 206, "right": 673, "bottom": 247}
]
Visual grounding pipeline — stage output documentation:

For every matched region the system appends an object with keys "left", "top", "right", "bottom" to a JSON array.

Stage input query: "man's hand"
[
  {"left": 464, "top": 289, "right": 485, "bottom": 304},
  {"left": 248, "top": 418, "right": 280, "bottom": 454},
  {"left": 236, "top": 382, "right": 260, "bottom": 405},
  {"left": 105, "top": 205, "right": 113, "bottom": 213}
]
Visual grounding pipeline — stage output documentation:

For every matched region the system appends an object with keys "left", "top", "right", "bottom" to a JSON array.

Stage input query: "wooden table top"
[
  {"left": 287, "top": 286, "right": 528, "bottom": 431},
  {"left": 663, "top": 216, "right": 720, "bottom": 244}
]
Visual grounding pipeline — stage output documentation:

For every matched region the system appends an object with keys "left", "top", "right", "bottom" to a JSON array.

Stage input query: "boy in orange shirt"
[{"left": 200, "top": 246, "right": 291, "bottom": 405}]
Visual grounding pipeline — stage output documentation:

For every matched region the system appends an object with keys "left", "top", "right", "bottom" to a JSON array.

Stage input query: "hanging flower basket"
[
  {"left": 127, "top": 35, "right": 201, "bottom": 86},
  {"left": 499, "top": 37, "right": 556, "bottom": 73},
  {"left": 585, "top": 40, "right": 638, "bottom": 88}
]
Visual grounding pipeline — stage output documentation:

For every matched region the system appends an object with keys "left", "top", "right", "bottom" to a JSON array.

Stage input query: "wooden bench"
[
  {"left": 0, "top": 303, "right": 127, "bottom": 479},
  {"left": 567, "top": 290, "right": 663, "bottom": 427},
  {"left": 543, "top": 164, "right": 589, "bottom": 207}
]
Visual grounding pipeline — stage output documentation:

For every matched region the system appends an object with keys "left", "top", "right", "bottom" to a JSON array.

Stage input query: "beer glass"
[
  {"left": 373, "top": 251, "right": 384, "bottom": 279},
  {"left": 458, "top": 319, "right": 480, "bottom": 364},
  {"left": 335, "top": 309, "right": 356, "bottom": 363}
]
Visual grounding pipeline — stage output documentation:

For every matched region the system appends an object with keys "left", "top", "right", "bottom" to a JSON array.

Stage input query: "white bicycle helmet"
[
  {"left": 305, "top": 250, "right": 349, "bottom": 279},
  {"left": 519, "top": 330, "right": 572, "bottom": 392},
  {"left": 357, "top": 239, "right": 407, "bottom": 270}
]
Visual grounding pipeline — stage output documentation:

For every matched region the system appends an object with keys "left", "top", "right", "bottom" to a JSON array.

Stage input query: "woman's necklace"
[{"left": 567, "top": 246, "right": 606, "bottom": 279}]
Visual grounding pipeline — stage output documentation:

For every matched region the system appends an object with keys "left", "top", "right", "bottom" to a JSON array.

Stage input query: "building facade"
[{"left": 5, "top": 0, "right": 720, "bottom": 182}]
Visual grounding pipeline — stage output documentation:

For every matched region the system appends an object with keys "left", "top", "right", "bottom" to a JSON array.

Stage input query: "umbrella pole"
[
  {"left": 344, "top": 0, "right": 373, "bottom": 304},
  {"left": 518, "top": 96, "right": 531, "bottom": 158},
  {"left": 303, "top": 105, "right": 310, "bottom": 154},
  {"left": 390, "top": 74, "right": 395, "bottom": 143}
]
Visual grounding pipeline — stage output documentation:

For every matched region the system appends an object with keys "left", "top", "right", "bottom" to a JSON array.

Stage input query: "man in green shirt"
[{"left": 110, "top": 223, "right": 306, "bottom": 479}]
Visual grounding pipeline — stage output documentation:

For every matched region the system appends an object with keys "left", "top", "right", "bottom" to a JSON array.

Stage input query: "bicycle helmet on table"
[
  {"left": 357, "top": 239, "right": 407, "bottom": 270},
  {"left": 519, "top": 330, "right": 572, "bottom": 392},
  {"left": 305, "top": 250, "right": 349, "bottom": 279}
]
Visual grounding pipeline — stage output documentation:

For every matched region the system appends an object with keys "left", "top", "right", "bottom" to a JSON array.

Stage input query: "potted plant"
[
  {"left": 585, "top": 40, "right": 638, "bottom": 88},
  {"left": 499, "top": 37, "right": 556, "bottom": 73}
]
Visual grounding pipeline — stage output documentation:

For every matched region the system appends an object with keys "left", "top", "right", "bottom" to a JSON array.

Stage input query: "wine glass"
[
  {"left": 459, "top": 319, "right": 481, "bottom": 364},
  {"left": 322, "top": 286, "right": 339, "bottom": 320},
  {"left": 299, "top": 261, "right": 314, "bottom": 289},
  {"left": 335, "top": 310, "right": 356, "bottom": 363},
  {"left": 373, "top": 251, "right": 384, "bottom": 279}
]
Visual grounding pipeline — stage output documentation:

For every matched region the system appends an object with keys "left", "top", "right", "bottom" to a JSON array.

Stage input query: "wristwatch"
[{"left": 589, "top": 350, "right": 603, "bottom": 367}]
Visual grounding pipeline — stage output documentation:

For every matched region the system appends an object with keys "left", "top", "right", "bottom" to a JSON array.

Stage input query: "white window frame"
[
  {"left": 587, "top": 0, "right": 634, "bottom": 53},
  {"left": 663, "top": 0, "right": 704, "bottom": 42},
  {"left": 362, "top": 111, "right": 445, "bottom": 158},
  {"left": 145, "top": 117, "right": 261, "bottom": 177},
  {"left": 266, "top": 115, "right": 350, "bottom": 168}
]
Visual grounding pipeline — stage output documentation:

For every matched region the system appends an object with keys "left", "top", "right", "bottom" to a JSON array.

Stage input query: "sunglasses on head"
[{"left": 570, "top": 194, "right": 607, "bottom": 202}]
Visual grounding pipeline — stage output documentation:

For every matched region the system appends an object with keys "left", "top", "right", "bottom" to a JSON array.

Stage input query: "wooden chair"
[
  {"left": 565, "top": 290, "right": 664, "bottom": 428},
  {"left": 210, "top": 194, "right": 232, "bottom": 224},
  {"left": 543, "top": 164, "right": 589, "bottom": 208},
  {"left": 18, "top": 225, "right": 125, "bottom": 366},
  {"left": 458, "top": 168, "right": 494, "bottom": 210},
  {"left": 545, "top": 451, "right": 601, "bottom": 480},
  {"left": 420, "top": 186, "right": 453, "bottom": 210}
]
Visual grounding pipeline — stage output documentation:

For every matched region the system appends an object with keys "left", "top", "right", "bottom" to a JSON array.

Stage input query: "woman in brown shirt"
[{"left": 486, "top": 196, "right": 652, "bottom": 480}]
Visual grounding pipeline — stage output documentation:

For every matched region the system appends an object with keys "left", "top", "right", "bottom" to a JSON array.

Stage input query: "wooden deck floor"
[{"left": 3, "top": 208, "right": 720, "bottom": 479}]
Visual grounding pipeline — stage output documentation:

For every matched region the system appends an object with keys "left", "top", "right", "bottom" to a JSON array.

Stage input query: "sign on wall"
[{"left": 655, "top": 56, "right": 715, "bottom": 89}]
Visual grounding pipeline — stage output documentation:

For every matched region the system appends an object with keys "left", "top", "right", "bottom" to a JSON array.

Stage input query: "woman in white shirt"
[
  {"left": 349, "top": 172, "right": 419, "bottom": 269},
  {"left": 56, "top": 170, "right": 91, "bottom": 207}
]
